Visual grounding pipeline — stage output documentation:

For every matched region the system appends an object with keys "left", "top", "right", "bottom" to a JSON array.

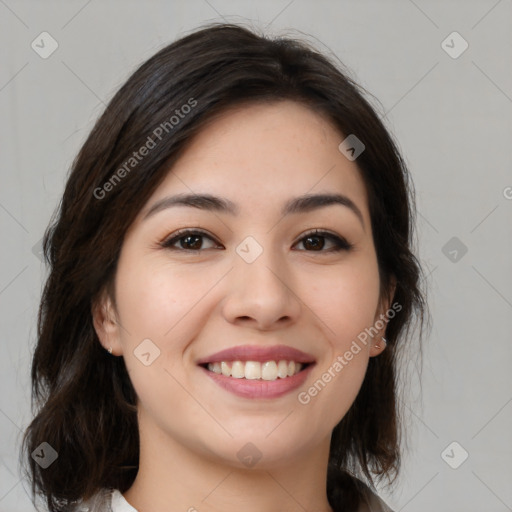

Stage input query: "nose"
[{"left": 221, "top": 244, "right": 302, "bottom": 331}]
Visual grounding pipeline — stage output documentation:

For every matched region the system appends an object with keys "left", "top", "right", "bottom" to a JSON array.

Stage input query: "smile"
[
  {"left": 206, "top": 360, "right": 305, "bottom": 381},
  {"left": 197, "top": 344, "right": 315, "bottom": 399}
]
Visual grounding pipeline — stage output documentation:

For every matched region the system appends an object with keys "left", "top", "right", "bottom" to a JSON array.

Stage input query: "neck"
[{"left": 123, "top": 418, "right": 333, "bottom": 512}]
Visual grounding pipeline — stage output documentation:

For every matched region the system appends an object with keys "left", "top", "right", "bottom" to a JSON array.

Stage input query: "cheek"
[
  {"left": 306, "top": 255, "right": 381, "bottom": 347},
  {"left": 114, "top": 255, "right": 210, "bottom": 343},
  {"left": 299, "top": 257, "right": 380, "bottom": 425},
  {"left": 113, "top": 255, "right": 230, "bottom": 389},
  {"left": 113, "top": 256, "right": 204, "bottom": 425}
]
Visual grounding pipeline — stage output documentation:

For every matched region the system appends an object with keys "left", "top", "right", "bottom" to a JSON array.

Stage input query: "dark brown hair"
[{"left": 22, "top": 21, "right": 429, "bottom": 512}]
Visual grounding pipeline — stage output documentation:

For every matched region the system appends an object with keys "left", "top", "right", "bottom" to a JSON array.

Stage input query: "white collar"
[{"left": 111, "top": 489, "right": 138, "bottom": 512}]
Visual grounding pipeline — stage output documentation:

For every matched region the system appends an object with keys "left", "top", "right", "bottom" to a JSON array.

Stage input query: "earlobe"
[
  {"left": 91, "top": 291, "right": 121, "bottom": 355},
  {"left": 370, "top": 336, "right": 387, "bottom": 357}
]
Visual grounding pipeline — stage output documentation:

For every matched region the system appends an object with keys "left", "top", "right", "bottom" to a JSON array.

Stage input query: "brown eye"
[
  {"left": 161, "top": 229, "right": 220, "bottom": 251},
  {"left": 160, "top": 228, "right": 353, "bottom": 254},
  {"left": 302, "top": 234, "right": 325, "bottom": 251},
  {"left": 295, "top": 230, "right": 353, "bottom": 253}
]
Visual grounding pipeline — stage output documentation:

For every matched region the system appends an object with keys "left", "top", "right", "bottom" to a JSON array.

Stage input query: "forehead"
[{"left": 141, "top": 100, "right": 370, "bottom": 223}]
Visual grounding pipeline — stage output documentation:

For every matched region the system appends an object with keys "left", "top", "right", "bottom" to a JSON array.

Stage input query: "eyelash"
[{"left": 160, "top": 228, "right": 354, "bottom": 253}]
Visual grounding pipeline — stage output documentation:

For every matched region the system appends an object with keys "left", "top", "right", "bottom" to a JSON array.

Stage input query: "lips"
[
  {"left": 197, "top": 344, "right": 316, "bottom": 399},
  {"left": 196, "top": 344, "right": 315, "bottom": 365}
]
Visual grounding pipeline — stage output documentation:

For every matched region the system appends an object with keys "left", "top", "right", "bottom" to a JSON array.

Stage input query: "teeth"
[
  {"left": 231, "top": 361, "right": 245, "bottom": 379},
  {"left": 244, "top": 361, "right": 260, "bottom": 380},
  {"left": 206, "top": 360, "right": 303, "bottom": 380},
  {"left": 261, "top": 361, "right": 277, "bottom": 381},
  {"left": 277, "top": 360, "right": 288, "bottom": 378},
  {"left": 221, "top": 361, "right": 231, "bottom": 377}
]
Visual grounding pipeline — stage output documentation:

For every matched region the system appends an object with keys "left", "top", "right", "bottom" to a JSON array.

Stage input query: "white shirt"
[{"left": 110, "top": 490, "right": 138, "bottom": 512}]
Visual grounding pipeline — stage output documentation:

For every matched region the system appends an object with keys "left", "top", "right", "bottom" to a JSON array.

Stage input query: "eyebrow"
[{"left": 143, "top": 192, "right": 365, "bottom": 229}]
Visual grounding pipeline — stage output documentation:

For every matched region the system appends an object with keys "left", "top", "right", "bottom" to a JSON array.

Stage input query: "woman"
[{"left": 22, "top": 22, "right": 428, "bottom": 512}]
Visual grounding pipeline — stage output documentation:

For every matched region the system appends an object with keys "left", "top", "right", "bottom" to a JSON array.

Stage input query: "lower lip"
[{"left": 200, "top": 364, "right": 314, "bottom": 399}]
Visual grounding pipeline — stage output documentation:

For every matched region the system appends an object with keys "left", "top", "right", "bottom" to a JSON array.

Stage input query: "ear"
[
  {"left": 370, "top": 275, "right": 397, "bottom": 357},
  {"left": 91, "top": 288, "right": 122, "bottom": 356}
]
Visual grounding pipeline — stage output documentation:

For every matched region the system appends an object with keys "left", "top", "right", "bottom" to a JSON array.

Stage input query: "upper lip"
[{"left": 197, "top": 344, "right": 316, "bottom": 365}]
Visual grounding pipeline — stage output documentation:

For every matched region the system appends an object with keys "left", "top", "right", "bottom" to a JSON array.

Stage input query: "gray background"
[{"left": 1, "top": 1, "right": 511, "bottom": 511}]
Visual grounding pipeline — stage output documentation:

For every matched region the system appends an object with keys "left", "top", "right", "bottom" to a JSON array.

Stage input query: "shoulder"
[
  {"left": 67, "top": 488, "right": 138, "bottom": 512},
  {"left": 355, "top": 479, "right": 395, "bottom": 512},
  {"left": 65, "top": 482, "right": 395, "bottom": 512},
  {"left": 358, "top": 487, "right": 395, "bottom": 512}
]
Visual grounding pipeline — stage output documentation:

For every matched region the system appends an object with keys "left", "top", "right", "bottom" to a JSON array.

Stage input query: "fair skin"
[{"left": 93, "top": 100, "right": 395, "bottom": 512}]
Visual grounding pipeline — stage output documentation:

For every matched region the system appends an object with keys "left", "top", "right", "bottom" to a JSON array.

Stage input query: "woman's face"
[{"left": 94, "top": 100, "right": 393, "bottom": 469}]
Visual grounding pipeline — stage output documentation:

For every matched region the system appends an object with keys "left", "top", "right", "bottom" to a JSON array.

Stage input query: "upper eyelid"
[
  {"left": 161, "top": 228, "right": 350, "bottom": 249},
  {"left": 163, "top": 228, "right": 217, "bottom": 243}
]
